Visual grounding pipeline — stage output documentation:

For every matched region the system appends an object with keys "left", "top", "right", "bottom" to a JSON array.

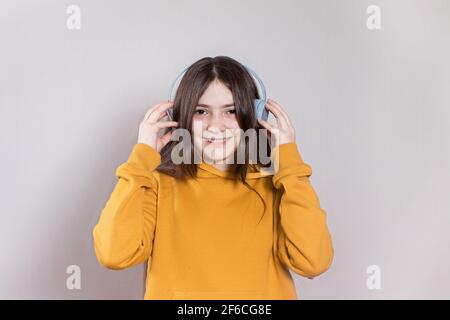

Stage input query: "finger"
[
  {"left": 267, "top": 98, "right": 289, "bottom": 118},
  {"left": 148, "top": 101, "right": 173, "bottom": 120},
  {"left": 147, "top": 101, "right": 174, "bottom": 122},
  {"left": 159, "top": 130, "right": 173, "bottom": 146},
  {"left": 155, "top": 120, "right": 178, "bottom": 129},
  {"left": 257, "top": 118, "right": 275, "bottom": 132},
  {"left": 265, "top": 101, "right": 288, "bottom": 128},
  {"left": 265, "top": 101, "right": 291, "bottom": 128},
  {"left": 266, "top": 99, "right": 292, "bottom": 127},
  {"left": 158, "top": 109, "right": 171, "bottom": 121},
  {"left": 143, "top": 101, "right": 167, "bottom": 121}
]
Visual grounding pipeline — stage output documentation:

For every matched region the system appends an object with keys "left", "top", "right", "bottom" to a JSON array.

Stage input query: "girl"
[{"left": 92, "top": 56, "right": 334, "bottom": 300}]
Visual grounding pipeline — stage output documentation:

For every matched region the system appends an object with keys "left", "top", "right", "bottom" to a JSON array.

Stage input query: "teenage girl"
[{"left": 93, "top": 56, "right": 334, "bottom": 300}]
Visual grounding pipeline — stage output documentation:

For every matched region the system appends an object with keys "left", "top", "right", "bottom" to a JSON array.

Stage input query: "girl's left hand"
[{"left": 257, "top": 98, "right": 296, "bottom": 147}]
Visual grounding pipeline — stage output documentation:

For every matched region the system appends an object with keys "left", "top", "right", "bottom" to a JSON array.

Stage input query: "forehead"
[{"left": 198, "top": 79, "right": 234, "bottom": 106}]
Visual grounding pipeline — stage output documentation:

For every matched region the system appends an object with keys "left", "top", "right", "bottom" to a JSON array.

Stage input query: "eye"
[
  {"left": 194, "top": 109, "right": 207, "bottom": 115},
  {"left": 226, "top": 108, "right": 236, "bottom": 114}
]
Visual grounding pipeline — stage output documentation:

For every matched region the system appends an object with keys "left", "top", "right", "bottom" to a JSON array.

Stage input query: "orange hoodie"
[{"left": 92, "top": 142, "right": 333, "bottom": 299}]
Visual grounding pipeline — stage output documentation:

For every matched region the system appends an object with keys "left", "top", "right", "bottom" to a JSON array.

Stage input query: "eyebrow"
[{"left": 196, "top": 103, "right": 235, "bottom": 108}]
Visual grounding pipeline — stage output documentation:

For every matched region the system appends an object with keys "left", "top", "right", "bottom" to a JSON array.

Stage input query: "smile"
[{"left": 203, "top": 136, "right": 232, "bottom": 144}]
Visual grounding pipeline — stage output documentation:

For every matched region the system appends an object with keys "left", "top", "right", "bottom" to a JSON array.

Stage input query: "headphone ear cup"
[{"left": 254, "top": 99, "right": 269, "bottom": 122}]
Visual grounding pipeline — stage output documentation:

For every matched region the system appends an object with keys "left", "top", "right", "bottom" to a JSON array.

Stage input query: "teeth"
[{"left": 203, "top": 137, "right": 230, "bottom": 143}]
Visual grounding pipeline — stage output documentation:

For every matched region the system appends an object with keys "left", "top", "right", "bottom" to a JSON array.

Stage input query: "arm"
[
  {"left": 272, "top": 142, "right": 334, "bottom": 278},
  {"left": 92, "top": 143, "right": 161, "bottom": 270}
]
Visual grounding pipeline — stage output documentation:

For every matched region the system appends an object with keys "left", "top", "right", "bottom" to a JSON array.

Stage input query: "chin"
[
  {"left": 204, "top": 154, "right": 232, "bottom": 163},
  {"left": 203, "top": 149, "right": 234, "bottom": 163},
  {"left": 202, "top": 141, "right": 237, "bottom": 164}
]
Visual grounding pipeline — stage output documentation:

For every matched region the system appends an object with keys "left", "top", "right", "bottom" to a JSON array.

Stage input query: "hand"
[
  {"left": 257, "top": 98, "right": 296, "bottom": 148},
  {"left": 138, "top": 101, "right": 178, "bottom": 153}
]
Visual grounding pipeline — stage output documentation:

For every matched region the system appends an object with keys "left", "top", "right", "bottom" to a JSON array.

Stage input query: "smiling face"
[{"left": 192, "top": 79, "right": 242, "bottom": 166}]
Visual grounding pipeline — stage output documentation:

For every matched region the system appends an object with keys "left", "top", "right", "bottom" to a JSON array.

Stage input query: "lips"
[{"left": 203, "top": 136, "right": 232, "bottom": 144}]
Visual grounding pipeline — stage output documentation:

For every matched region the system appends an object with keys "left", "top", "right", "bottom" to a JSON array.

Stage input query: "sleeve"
[
  {"left": 92, "top": 143, "right": 161, "bottom": 270},
  {"left": 271, "top": 142, "right": 334, "bottom": 278}
]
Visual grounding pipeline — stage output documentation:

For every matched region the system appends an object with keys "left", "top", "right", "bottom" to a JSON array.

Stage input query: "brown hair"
[{"left": 157, "top": 57, "right": 271, "bottom": 208}]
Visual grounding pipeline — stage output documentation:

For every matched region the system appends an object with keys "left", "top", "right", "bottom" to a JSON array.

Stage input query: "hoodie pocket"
[{"left": 170, "top": 290, "right": 264, "bottom": 300}]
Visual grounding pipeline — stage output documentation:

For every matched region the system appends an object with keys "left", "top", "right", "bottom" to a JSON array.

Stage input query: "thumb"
[{"left": 159, "top": 130, "right": 173, "bottom": 148}]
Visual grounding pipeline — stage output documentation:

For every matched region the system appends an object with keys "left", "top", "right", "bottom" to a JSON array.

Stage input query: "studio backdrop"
[{"left": 0, "top": 0, "right": 449, "bottom": 299}]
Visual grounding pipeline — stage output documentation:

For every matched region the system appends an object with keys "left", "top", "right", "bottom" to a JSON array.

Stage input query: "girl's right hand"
[{"left": 137, "top": 101, "right": 178, "bottom": 153}]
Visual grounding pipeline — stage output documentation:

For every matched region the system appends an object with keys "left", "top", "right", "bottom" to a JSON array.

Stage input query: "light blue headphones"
[{"left": 166, "top": 63, "right": 268, "bottom": 122}]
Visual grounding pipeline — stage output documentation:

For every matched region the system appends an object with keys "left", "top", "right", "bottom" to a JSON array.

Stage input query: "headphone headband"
[{"left": 167, "top": 63, "right": 266, "bottom": 102}]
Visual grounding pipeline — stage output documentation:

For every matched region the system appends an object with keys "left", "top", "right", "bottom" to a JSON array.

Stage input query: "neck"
[
  {"left": 195, "top": 150, "right": 234, "bottom": 172},
  {"left": 210, "top": 162, "right": 231, "bottom": 172},
  {"left": 201, "top": 156, "right": 233, "bottom": 172}
]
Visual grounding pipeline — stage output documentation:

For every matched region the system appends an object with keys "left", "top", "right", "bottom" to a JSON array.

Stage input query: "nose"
[{"left": 206, "top": 112, "right": 226, "bottom": 133}]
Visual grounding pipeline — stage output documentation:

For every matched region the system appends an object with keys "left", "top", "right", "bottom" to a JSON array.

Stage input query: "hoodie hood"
[{"left": 196, "top": 161, "right": 273, "bottom": 180}]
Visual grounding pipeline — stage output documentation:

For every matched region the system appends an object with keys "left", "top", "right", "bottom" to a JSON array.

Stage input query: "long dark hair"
[{"left": 157, "top": 56, "right": 272, "bottom": 212}]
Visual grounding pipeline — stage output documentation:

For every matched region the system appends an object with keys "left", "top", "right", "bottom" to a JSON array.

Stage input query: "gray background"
[{"left": 1, "top": 0, "right": 449, "bottom": 299}]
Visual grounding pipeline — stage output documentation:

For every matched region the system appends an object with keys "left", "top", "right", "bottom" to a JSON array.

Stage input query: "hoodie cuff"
[
  {"left": 271, "top": 143, "right": 313, "bottom": 188},
  {"left": 127, "top": 143, "right": 161, "bottom": 172}
]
